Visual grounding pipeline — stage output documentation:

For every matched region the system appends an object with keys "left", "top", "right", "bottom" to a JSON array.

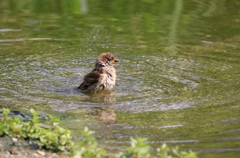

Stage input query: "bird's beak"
[
  {"left": 111, "top": 59, "right": 119, "bottom": 65},
  {"left": 113, "top": 59, "right": 119, "bottom": 64}
]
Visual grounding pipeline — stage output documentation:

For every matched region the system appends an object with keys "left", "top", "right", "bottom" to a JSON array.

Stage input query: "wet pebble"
[{"left": 9, "top": 147, "right": 18, "bottom": 155}]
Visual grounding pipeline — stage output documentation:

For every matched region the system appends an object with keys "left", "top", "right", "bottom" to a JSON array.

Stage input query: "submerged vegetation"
[{"left": 0, "top": 108, "right": 197, "bottom": 158}]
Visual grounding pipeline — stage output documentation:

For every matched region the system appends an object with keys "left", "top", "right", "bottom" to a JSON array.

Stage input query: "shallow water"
[{"left": 1, "top": 0, "right": 240, "bottom": 157}]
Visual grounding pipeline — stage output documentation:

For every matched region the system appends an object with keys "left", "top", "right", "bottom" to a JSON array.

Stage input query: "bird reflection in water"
[{"left": 84, "top": 90, "right": 117, "bottom": 124}]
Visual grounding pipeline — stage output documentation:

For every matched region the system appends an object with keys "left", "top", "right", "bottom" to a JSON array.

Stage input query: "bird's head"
[{"left": 96, "top": 52, "right": 119, "bottom": 67}]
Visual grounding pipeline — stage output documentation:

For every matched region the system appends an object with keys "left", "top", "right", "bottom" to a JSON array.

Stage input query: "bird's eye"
[{"left": 106, "top": 56, "right": 113, "bottom": 61}]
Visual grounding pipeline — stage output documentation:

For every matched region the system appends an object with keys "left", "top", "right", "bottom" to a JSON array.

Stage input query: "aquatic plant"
[
  {"left": 0, "top": 108, "right": 74, "bottom": 152},
  {"left": 117, "top": 137, "right": 151, "bottom": 158},
  {"left": 0, "top": 108, "right": 197, "bottom": 158},
  {"left": 157, "top": 143, "right": 197, "bottom": 158},
  {"left": 74, "top": 127, "right": 108, "bottom": 158}
]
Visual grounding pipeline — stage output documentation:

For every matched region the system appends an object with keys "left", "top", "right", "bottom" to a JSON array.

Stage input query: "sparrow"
[{"left": 78, "top": 52, "right": 119, "bottom": 93}]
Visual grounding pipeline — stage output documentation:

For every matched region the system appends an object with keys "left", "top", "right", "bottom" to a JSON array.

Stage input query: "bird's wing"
[{"left": 78, "top": 68, "right": 101, "bottom": 91}]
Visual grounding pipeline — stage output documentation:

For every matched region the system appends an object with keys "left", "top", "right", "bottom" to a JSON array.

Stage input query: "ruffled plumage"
[{"left": 78, "top": 53, "right": 118, "bottom": 93}]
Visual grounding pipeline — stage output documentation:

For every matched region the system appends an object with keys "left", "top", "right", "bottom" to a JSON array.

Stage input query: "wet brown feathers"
[{"left": 78, "top": 52, "right": 118, "bottom": 93}]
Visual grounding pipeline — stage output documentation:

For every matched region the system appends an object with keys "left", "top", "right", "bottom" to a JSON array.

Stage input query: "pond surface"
[{"left": 1, "top": 0, "right": 240, "bottom": 157}]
